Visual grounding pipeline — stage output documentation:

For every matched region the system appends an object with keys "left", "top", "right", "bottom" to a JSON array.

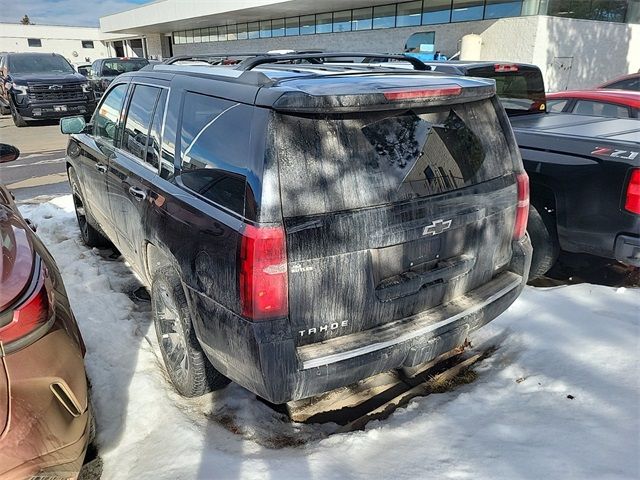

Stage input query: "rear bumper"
[
  {"left": 614, "top": 234, "right": 640, "bottom": 267},
  {"left": 0, "top": 329, "right": 90, "bottom": 478},
  {"left": 195, "top": 236, "right": 531, "bottom": 404}
]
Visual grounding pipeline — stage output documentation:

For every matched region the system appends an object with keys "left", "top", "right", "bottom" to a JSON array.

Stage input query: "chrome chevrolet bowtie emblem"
[
  {"left": 423, "top": 219, "right": 452, "bottom": 236},
  {"left": 49, "top": 85, "right": 63, "bottom": 90}
]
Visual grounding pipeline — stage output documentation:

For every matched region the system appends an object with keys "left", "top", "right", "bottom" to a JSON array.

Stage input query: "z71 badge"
[{"left": 591, "top": 146, "right": 639, "bottom": 160}]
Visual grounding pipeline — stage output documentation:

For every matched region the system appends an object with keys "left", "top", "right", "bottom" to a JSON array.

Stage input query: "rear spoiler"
[{"left": 267, "top": 82, "right": 496, "bottom": 114}]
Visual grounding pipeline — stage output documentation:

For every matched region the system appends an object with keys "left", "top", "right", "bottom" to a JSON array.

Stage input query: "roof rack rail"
[
  {"left": 236, "top": 52, "right": 429, "bottom": 71},
  {"left": 162, "top": 53, "right": 264, "bottom": 65}
]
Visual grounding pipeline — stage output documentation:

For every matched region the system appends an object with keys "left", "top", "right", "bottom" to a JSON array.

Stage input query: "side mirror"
[
  {"left": 0, "top": 144, "right": 20, "bottom": 163},
  {"left": 60, "top": 115, "right": 87, "bottom": 134}
]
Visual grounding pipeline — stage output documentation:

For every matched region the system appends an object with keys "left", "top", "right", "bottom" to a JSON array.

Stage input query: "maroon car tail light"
[
  {"left": 495, "top": 64, "right": 519, "bottom": 73},
  {"left": 624, "top": 169, "right": 640, "bottom": 215},
  {"left": 0, "top": 263, "right": 54, "bottom": 347},
  {"left": 513, "top": 172, "right": 530, "bottom": 240},
  {"left": 239, "top": 225, "right": 288, "bottom": 320},
  {"left": 383, "top": 86, "right": 462, "bottom": 101}
]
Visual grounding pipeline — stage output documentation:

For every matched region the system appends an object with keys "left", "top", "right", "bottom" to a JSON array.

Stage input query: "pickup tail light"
[
  {"left": 513, "top": 173, "right": 530, "bottom": 240},
  {"left": 495, "top": 64, "right": 519, "bottom": 73},
  {"left": 239, "top": 225, "right": 288, "bottom": 320},
  {"left": 0, "top": 264, "right": 54, "bottom": 347},
  {"left": 625, "top": 168, "right": 640, "bottom": 214},
  {"left": 384, "top": 86, "right": 462, "bottom": 101}
]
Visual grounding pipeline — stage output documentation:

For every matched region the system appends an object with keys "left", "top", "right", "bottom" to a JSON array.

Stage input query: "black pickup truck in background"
[
  {"left": 425, "top": 61, "right": 640, "bottom": 278},
  {"left": 0, "top": 52, "right": 96, "bottom": 127},
  {"left": 88, "top": 57, "right": 149, "bottom": 98}
]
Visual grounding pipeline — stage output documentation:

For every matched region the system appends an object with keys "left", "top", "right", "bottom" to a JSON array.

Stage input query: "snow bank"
[{"left": 20, "top": 196, "right": 640, "bottom": 480}]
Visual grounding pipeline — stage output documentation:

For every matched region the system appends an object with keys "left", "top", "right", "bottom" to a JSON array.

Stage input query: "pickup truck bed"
[{"left": 510, "top": 113, "right": 640, "bottom": 267}]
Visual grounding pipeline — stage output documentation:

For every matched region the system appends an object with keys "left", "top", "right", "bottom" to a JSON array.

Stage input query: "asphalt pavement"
[{"left": 0, "top": 116, "right": 71, "bottom": 201}]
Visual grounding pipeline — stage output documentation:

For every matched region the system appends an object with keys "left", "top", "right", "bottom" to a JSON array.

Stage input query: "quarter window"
[
  {"left": 94, "top": 83, "right": 128, "bottom": 145},
  {"left": 122, "top": 84, "right": 162, "bottom": 165},
  {"left": 179, "top": 93, "right": 252, "bottom": 215},
  {"left": 546, "top": 99, "right": 568, "bottom": 113}
]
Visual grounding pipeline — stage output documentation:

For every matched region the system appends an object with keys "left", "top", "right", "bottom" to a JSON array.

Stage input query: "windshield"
[
  {"left": 101, "top": 59, "right": 149, "bottom": 76},
  {"left": 9, "top": 54, "right": 74, "bottom": 74},
  {"left": 469, "top": 67, "right": 546, "bottom": 114}
]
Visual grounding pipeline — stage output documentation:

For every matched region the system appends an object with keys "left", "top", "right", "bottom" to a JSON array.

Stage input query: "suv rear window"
[{"left": 275, "top": 99, "right": 512, "bottom": 218}]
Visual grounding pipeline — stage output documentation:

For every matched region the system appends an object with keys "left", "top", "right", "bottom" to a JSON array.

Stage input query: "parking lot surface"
[{"left": 0, "top": 117, "right": 70, "bottom": 200}]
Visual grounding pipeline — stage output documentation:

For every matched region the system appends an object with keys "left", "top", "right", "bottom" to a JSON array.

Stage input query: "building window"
[
  {"left": 315, "top": 12, "right": 333, "bottom": 33},
  {"left": 333, "top": 10, "right": 352, "bottom": 32},
  {"left": 259, "top": 20, "right": 272, "bottom": 38},
  {"left": 28, "top": 38, "right": 42, "bottom": 47},
  {"left": 285, "top": 17, "right": 300, "bottom": 35},
  {"left": 373, "top": 4, "right": 397, "bottom": 29},
  {"left": 485, "top": 0, "right": 523, "bottom": 19},
  {"left": 82, "top": 40, "right": 94, "bottom": 48},
  {"left": 218, "top": 25, "right": 228, "bottom": 41},
  {"left": 423, "top": 0, "right": 453, "bottom": 24},
  {"left": 405, "top": 31, "right": 436, "bottom": 52},
  {"left": 248, "top": 22, "right": 260, "bottom": 39},
  {"left": 451, "top": 0, "right": 485, "bottom": 22},
  {"left": 397, "top": 1, "right": 423, "bottom": 26},
  {"left": 352, "top": 7, "right": 373, "bottom": 30},
  {"left": 237, "top": 23, "right": 248, "bottom": 40},
  {"left": 193, "top": 29, "right": 203, "bottom": 43},
  {"left": 272, "top": 18, "right": 285, "bottom": 37},
  {"left": 227, "top": 24, "right": 238, "bottom": 41},
  {"left": 300, "top": 15, "right": 316, "bottom": 35}
]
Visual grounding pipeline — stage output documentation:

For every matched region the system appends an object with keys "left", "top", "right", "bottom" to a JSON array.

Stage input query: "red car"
[
  {"left": 598, "top": 72, "right": 639, "bottom": 91},
  {"left": 546, "top": 89, "right": 640, "bottom": 119}
]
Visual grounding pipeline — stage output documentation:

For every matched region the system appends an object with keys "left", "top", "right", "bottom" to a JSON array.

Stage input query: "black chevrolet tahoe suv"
[
  {"left": 60, "top": 53, "right": 532, "bottom": 403},
  {"left": 0, "top": 52, "right": 96, "bottom": 127},
  {"left": 422, "top": 61, "right": 640, "bottom": 278}
]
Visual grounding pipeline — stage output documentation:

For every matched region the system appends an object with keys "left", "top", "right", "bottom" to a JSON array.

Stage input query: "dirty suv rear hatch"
[{"left": 260, "top": 74, "right": 530, "bottom": 374}]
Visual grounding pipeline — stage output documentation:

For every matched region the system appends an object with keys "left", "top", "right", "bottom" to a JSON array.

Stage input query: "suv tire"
[
  {"left": 10, "top": 101, "right": 27, "bottom": 127},
  {"left": 68, "top": 167, "right": 109, "bottom": 247},
  {"left": 527, "top": 204, "right": 560, "bottom": 280},
  {"left": 151, "top": 267, "right": 229, "bottom": 397}
]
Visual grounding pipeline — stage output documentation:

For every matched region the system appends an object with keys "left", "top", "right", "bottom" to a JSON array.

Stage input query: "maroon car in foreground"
[{"left": 0, "top": 144, "right": 93, "bottom": 479}]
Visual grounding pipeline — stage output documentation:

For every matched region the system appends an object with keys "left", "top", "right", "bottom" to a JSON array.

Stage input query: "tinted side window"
[
  {"left": 94, "top": 83, "right": 128, "bottom": 144},
  {"left": 122, "top": 84, "right": 161, "bottom": 164},
  {"left": 179, "top": 92, "right": 252, "bottom": 215},
  {"left": 547, "top": 99, "right": 568, "bottom": 113},
  {"left": 574, "top": 100, "right": 629, "bottom": 118}
]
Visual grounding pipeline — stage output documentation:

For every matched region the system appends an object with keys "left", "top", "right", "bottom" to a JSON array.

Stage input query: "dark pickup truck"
[
  {"left": 88, "top": 57, "right": 149, "bottom": 98},
  {"left": 423, "top": 61, "right": 640, "bottom": 278},
  {"left": 0, "top": 52, "right": 96, "bottom": 127}
]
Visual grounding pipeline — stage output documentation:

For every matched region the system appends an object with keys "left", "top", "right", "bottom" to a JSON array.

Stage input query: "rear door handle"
[
  {"left": 95, "top": 163, "right": 107, "bottom": 174},
  {"left": 128, "top": 186, "right": 147, "bottom": 201}
]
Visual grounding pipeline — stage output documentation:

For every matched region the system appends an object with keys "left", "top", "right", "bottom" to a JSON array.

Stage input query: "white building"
[
  {"left": 0, "top": 23, "right": 142, "bottom": 65},
  {"left": 98, "top": 0, "right": 640, "bottom": 91}
]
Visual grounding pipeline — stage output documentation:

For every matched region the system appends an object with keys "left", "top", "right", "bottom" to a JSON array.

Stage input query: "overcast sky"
[{"left": 0, "top": 0, "right": 151, "bottom": 27}]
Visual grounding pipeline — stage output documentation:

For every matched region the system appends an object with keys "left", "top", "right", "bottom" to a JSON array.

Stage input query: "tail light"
[
  {"left": 513, "top": 172, "right": 530, "bottom": 240},
  {"left": 384, "top": 86, "right": 462, "bottom": 101},
  {"left": 239, "top": 225, "right": 288, "bottom": 320},
  {"left": 624, "top": 168, "right": 640, "bottom": 214},
  {"left": 0, "top": 263, "right": 54, "bottom": 348},
  {"left": 495, "top": 64, "right": 519, "bottom": 72}
]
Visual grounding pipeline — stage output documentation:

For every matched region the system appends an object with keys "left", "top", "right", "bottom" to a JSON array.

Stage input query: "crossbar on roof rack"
[{"left": 236, "top": 52, "right": 428, "bottom": 71}]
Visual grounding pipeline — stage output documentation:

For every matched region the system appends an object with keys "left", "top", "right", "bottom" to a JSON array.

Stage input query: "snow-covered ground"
[{"left": 20, "top": 195, "right": 640, "bottom": 480}]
